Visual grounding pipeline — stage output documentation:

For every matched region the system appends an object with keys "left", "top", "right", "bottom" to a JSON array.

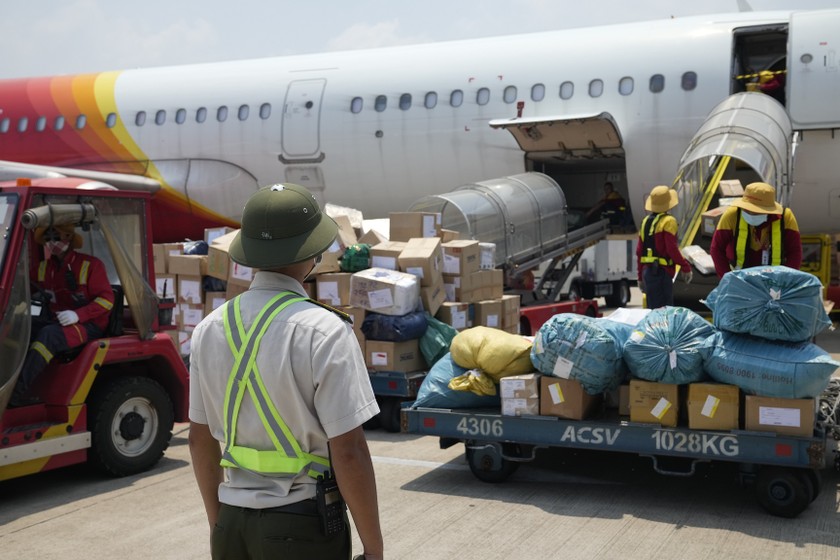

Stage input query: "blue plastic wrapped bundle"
[
  {"left": 704, "top": 266, "right": 832, "bottom": 343},
  {"left": 361, "top": 310, "right": 428, "bottom": 342},
  {"left": 700, "top": 331, "right": 840, "bottom": 398},
  {"left": 623, "top": 306, "right": 715, "bottom": 384},
  {"left": 411, "top": 353, "right": 501, "bottom": 409},
  {"left": 530, "top": 314, "right": 627, "bottom": 394}
]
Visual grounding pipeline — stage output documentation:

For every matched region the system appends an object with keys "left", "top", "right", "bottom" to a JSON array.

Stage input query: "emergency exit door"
[{"left": 281, "top": 79, "right": 326, "bottom": 162}]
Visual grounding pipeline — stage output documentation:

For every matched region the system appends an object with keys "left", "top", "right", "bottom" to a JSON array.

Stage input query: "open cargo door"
[{"left": 489, "top": 113, "right": 623, "bottom": 158}]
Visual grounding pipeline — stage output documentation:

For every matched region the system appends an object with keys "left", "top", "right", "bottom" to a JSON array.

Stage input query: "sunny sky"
[{"left": 2, "top": 0, "right": 838, "bottom": 79}]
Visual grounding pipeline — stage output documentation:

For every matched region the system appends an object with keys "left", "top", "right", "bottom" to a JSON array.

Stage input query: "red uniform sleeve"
[
  {"left": 662, "top": 232, "right": 691, "bottom": 273},
  {"left": 75, "top": 257, "right": 115, "bottom": 324},
  {"left": 710, "top": 229, "right": 734, "bottom": 278},
  {"left": 782, "top": 208, "right": 801, "bottom": 270}
]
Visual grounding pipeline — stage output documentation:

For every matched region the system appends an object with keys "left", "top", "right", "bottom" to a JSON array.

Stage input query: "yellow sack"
[
  {"left": 449, "top": 326, "right": 533, "bottom": 382},
  {"left": 448, "top": 369, "right": 497, "bottom": 396}
]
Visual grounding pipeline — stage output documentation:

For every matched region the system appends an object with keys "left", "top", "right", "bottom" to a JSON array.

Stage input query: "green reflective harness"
[
  {"left": 220, "top": 290, "right": 331, "bottom": 479},
  {"left": 639, "top": 213, "right": 674, "bottom": 266},
  {"left": 733, "top": 208, "right": 784, "bottom": 270}
]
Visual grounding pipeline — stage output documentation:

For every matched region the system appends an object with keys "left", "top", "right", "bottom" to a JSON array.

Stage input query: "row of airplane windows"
[{"left": 0, "top": 72, "right": 698, "bottom": 133}]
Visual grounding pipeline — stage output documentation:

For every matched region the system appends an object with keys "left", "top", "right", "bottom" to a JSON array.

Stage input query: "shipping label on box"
[
  {"left": 479, "top": 242, "right": 497, "bottom": 269},
  {"left": 500, "top": 373, "right": 541, "bottom": 399},
  {"left": 687, "top": 383, "right": 740, "bottom": 431},
  {"left": 365, "top": 340, "right": 424, "bottom": 372},
  {"left": 155, "top": 274, "right": 177, "bottom": 299},
  {"left": 744, "top": 395, "right": 815, "bottom": 437},
  {"left": 370, "top": 241, "right": 406, "bottom": 271},
  {"left": 539, "top": 377, "right": 602, "bottom": 420},
  {"left": 442, "top": 240, "right": 480, "bottom": 275},
  {"left": 316, "top": 272, "right": 353, "bottom": 306},
  {"left": 389, "top": 212, "right": 441, "bottom": 241},
  {"left": 629, "top": 380, "right": 679, "bottom": 427},
  {"left": 178, "top": 275, "right": 204, "bottom": 305},
  {"left": 204, "top": 226, "right": 235, "bottom": 245}
]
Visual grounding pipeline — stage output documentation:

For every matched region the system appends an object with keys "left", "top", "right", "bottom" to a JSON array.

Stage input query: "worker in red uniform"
[
  {"left": 636, "top": 186, "right": 692, "bottom": 309},
  {"left": 585, "top": 182, "right": 628, "bottom": 225},
  {"left": 10, "top": 224, "right": 114, "bottom": 407},
  {"left": 710, "top": 182, "right": 801, "bottom": 278},
  {"left": 757, "top": 70, "right": 785, "bottom": 105}
]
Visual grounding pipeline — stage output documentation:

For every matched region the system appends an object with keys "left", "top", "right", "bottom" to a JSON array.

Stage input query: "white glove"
[
  {"left": 681, "top": 270, "right": 693, "bottom": 284},
  {"left": 57, "top": 310, "right": 79, "bottom": 326}
]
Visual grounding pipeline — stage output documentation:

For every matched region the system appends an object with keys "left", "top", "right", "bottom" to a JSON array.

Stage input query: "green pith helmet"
[{"left": 228, "top": 183, "right": 338, "bottom": 269}]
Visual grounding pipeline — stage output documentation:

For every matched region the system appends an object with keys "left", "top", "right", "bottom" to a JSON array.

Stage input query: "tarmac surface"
[{"left": 1, "top": 288, "right": 839, "bottom": 559}]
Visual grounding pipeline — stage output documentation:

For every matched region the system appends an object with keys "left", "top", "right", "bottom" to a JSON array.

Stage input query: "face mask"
[
  {"left": 742, "top": 212, "right": 768, "bottom": 227},
  {"left": 45, "top": 240, "right": 70, "bottom": 257}
]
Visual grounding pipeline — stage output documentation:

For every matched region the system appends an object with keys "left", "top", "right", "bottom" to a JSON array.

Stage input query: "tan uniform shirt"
[{"left": 189, "top": 271, "right": 378, "bottom": 509}]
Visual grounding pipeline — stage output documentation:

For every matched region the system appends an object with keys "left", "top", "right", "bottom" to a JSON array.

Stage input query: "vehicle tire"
[
  {"left": 605, "top": 280, "right": 630, "bottom": 308},
  {"left": 584, "top": 304, "right": 597, "bottom": 317},
  {"left": 755, "top": 466, "right": 811, "bottom": 518},
  {"left": 87, "top": 376, "right": 174, "bottom": 477},
  {"left": 379, "top": 397, "right": 403, "bottom": 433},
  {"left": 465, "top": 441, "right": 519, "bottom": 483},
  {"left": 568, "top": 279, "right": 583, "bottom": 301},
  {"left": 796, "top": 468, "right": 822, "bottom": 503},
  {"left": 519, "top": 316, "right": 532, "bottom": 337}
]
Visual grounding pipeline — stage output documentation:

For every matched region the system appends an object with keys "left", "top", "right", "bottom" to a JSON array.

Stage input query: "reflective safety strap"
[
  {"left": 37, "top": 261, "right": 47, "bottom": 282},
  {"left": 94, "top": 296, "right": 113, "bottom": 310},
  {"left": 770, "top": 217, "right": 782, "bottom": 265},
  {"left": 79, "top": 260, "right": 90, "bottom": 285},
  {"left": 220, "top": 291, "right": 330, "bottom": 479},
  {"left": 639, "top": 214, "right": 673, "bottom": 266},
  {"left": 735, "top": 210, "right": 749, "bottom": 270}
]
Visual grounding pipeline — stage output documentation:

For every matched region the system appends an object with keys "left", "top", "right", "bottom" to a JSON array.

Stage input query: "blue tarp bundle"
[
  {"left": 530, "top": 314, "right": 628, "bottom": 394},
  {"left": 704, "top": 266, "right": 832, "bottom": 343},
  {"left": 623, "top": 306, "right": 714, "bottom": 384},
  {"left": 700, "top": 331, "right": 840, "bottom": 398},
  {"left": 411, "top": 353, "right": 501, "bottom": 409},
  {"left": 361, "top": 310, "right": 428, "bottom": 342}
]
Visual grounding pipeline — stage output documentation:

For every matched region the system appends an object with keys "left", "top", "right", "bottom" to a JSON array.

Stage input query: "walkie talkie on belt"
[{"left": 315, "top": 470, "right": 346, "bottom": 536}]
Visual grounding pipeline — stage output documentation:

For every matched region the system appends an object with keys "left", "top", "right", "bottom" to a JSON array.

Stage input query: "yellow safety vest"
[
  {"left": 220, "top": 290, "right": 331, "bottom": 479},
  {"left": 734, "top": 209, "right": 783, "bottom": 270},
  {"left": 639, "top": 213, "right": 674, "bottom": 266}
]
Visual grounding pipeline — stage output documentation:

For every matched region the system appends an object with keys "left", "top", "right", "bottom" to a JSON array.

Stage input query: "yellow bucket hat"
[
  {"left": 644, "top": 186, "right": 679, "bottom": 213},
  {"left": 731, "top": 182, "right": 783, "bottom": 214}
]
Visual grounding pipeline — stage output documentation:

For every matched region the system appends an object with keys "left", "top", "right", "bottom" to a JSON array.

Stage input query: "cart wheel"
[
  {"left": 605, "top": 280, "right": 630, "bottom": 308},
  {"left": 379, "top": 398, "right": 403, "bottom": 433},
  {"left": 755, "top": 467, "right": 811, "bottom": 518},
  {"left": 465, "top": 441, "right": 519, "bottom": 483},
  {"left": 796, "top": 469, "right": 822, "bottom": 503}
]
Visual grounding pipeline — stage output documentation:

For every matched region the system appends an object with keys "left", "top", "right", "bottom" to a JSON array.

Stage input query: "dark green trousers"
[{"left": 211, "top": 502, "right": 351, "bottom": 559}]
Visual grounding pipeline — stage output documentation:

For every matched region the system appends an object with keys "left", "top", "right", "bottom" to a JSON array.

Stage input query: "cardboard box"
[
  {"left": 316, "top": 272, "right": 353, "bottom": 306},
  {"left": 443, "top": 272, "right": 479, "bottom": 303},
  {"left": 503, "top": 397, "right": 540, "bottom": 417},
  {"left": 439, "top": 228, "right": 460, "bottom": 242},
  {"left": 744, "top": 396, "right": 815, "bottom": 437},
  {"left": 153, "top": 244, "right": 167, "bottom": 274},
  {"left": 204, "top": 226, "right": 235, "bottom": 245},
  {"left": 349, "top": 267, "right": 420, "bottom": 316},
  {"left": 203, "top": 291, "right": 227, "bottom": 316},
  {"left": 500, "top": 294, "right": 521, "bottom": 332},
  {"left": 436, "top": 302, "right": 473, "bottom": 331},
  {"left": 177, "top": 275, "right": 204, "bottom": 305},
  {"left": 358, "top": 228, "right": 388, "bottom": 246},
  {"left": 420, "top": 279, "right": 446, "bottom": 317},
  {"left": 687, "top": 383, "right": 740, "bottom": 431},
  {"left": 370, "top": 241, "right": 406, "bottom": 271},
  {"left": 539, "top": 377, "right": 602, "bottom": 420},
  {"left": 441, "top": 240, "right": 480, "bottom": 275},
  {"left": 228, "top": 261, "right": 255, "bottom": 288},
  {"left": 474, "top": 299, "right": 503, "bottom": 329},
  {"left": 168, "top": 254, "right": 208, "bottom": 277},
  {"left": 718, "top": 179, "right": 744, "bottom": 197},
  {"left": 629, "top": 380, "right": 679, "bottom": 427},
  {"left": 473, "top": 269, "right": 504, "bottom": 300},
  {"left": 702, "top": 206, "right": 728, "bottom": 237},
  {"left": 365, "top": 340, "right": 424, "bottom": 372},
  {"left": 155, "top": 274, "right": 177, "bottom": 299},
  {"left": 389, "top": 212, "right": 441, "bottom": 241},
  {"left": 500, "top": 373, "right": 541, "bottom": 399},
  {"left": 399, "top": 237, "right": 443, "bottom": 287},
  {"left": 162, "top": 242, "right": 184, "bottom": 273},
  {"left": 207, "top": 230, "right": 238, "bottom": 282},
  {"left": 333, "top": 214, "right": 358, "bottom": 249},
  {"left": 179, "top": 303, "right": 205, "bottom": 331}
]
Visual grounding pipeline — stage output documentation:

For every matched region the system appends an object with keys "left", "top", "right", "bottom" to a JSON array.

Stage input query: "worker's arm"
[
  {"left": 782, "top": 209, "right": 802, "bottom": 270},
  {"left": 75, "top": 256, "right": 115, "bottom": 323},
  {"left": 188, "top": 421, "right": 224, "bottom": 528},
  {"left": 330, "top": 426, "right": 383, "bottom": 560},
  {"left": 709, "top": 209, "right": 738, "bottom": 279}
]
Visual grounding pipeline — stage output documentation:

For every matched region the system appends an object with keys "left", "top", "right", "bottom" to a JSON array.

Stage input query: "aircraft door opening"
[{"left": 281, "top": 79, "right": 326, "bottom": 162}]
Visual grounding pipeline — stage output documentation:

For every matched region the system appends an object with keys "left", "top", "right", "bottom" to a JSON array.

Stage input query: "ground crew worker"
[
  {"left": 757, "top": 70, "right": 785, "bottom": 105},
  {"left": 586, "top": 182, "right": 627, "bottom": 225},
  {"left": 710, "top": 182, "right": 801, "bottom": 278},
  {"left": 636, "top": 186, "right": 692, "bottom": 309},
  {"left": 188, "top": 184, "right": 383, "bottom": 560},
  {"left": 10, "top": 224, "right": 114, "bottom": 407}
]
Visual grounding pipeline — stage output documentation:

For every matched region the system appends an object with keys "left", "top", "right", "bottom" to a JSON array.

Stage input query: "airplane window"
[
  {"left": 681, "top": 71, "right": 697, "bottom": 91},
  {"left": 424, "top": 92, "right": 437, "bottom": 109},
  {"left": 350, "top": 97, "right": 363, "bottom": 114},
  {"left": 450, "top": 89, "right": 463, "bottom": 107},
  {"left": 36, "top": 116, "right": 47, "bottom": 132},
  {"left": 238, "top": 105, "right": 249, "bottom": 121},
  {"left": 649, "top": 74, "right": 665, "bottom": 93},
  {"left": 75, "top": 115, "right": 86, "bottom": 130},
  {"left": 175, "top": 109, "right": 186, "bottom": 124},
  {"left": 196, "top": 107, "right": 207, "bottom": 123},
  {"left": 155, "top": 110, "right": 166, "bottom": 125},
  {"left": 477, "top": 88, "right": 490, "bottom": 106},
  {"left": 375, "top": 95, "right": 387, "bottom": 112},
  {"left": 559, "top": 81, "right": 574, "bottom": 100},
  {"left": 135, "top": 112, "right": 146, "bottom": 126},
  {"left": 589, "top": 79, "right": 604, "bottom": 98},
  {"left": 399, "top": 94, "right": 412, "bottom": 110},
  {"left": 619, "top": 77, "right": 634, "bottom": 96},
  {"left": 17, "top": 117, "right": 28, "bottom": 133},
  {"left": 503, "top": 86, "right": 517, "bottom": 104},
  {"left": 54, "top": 116, "right": 65, "bottom": 131},
  {"left": 259, "top": 103, "right": 272, "bottom": 119},
  {"left": 217, "top": 106, "right": 228, "bottom": 122},
  {"left": 0, "top": 118, "right": 9, "bottom": 133},
  {"left": 531, "top": 84, "right": 545, "bottom": 102},
  {"left": 106, "top": 113, "right": 117, "bottom": 128}
]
